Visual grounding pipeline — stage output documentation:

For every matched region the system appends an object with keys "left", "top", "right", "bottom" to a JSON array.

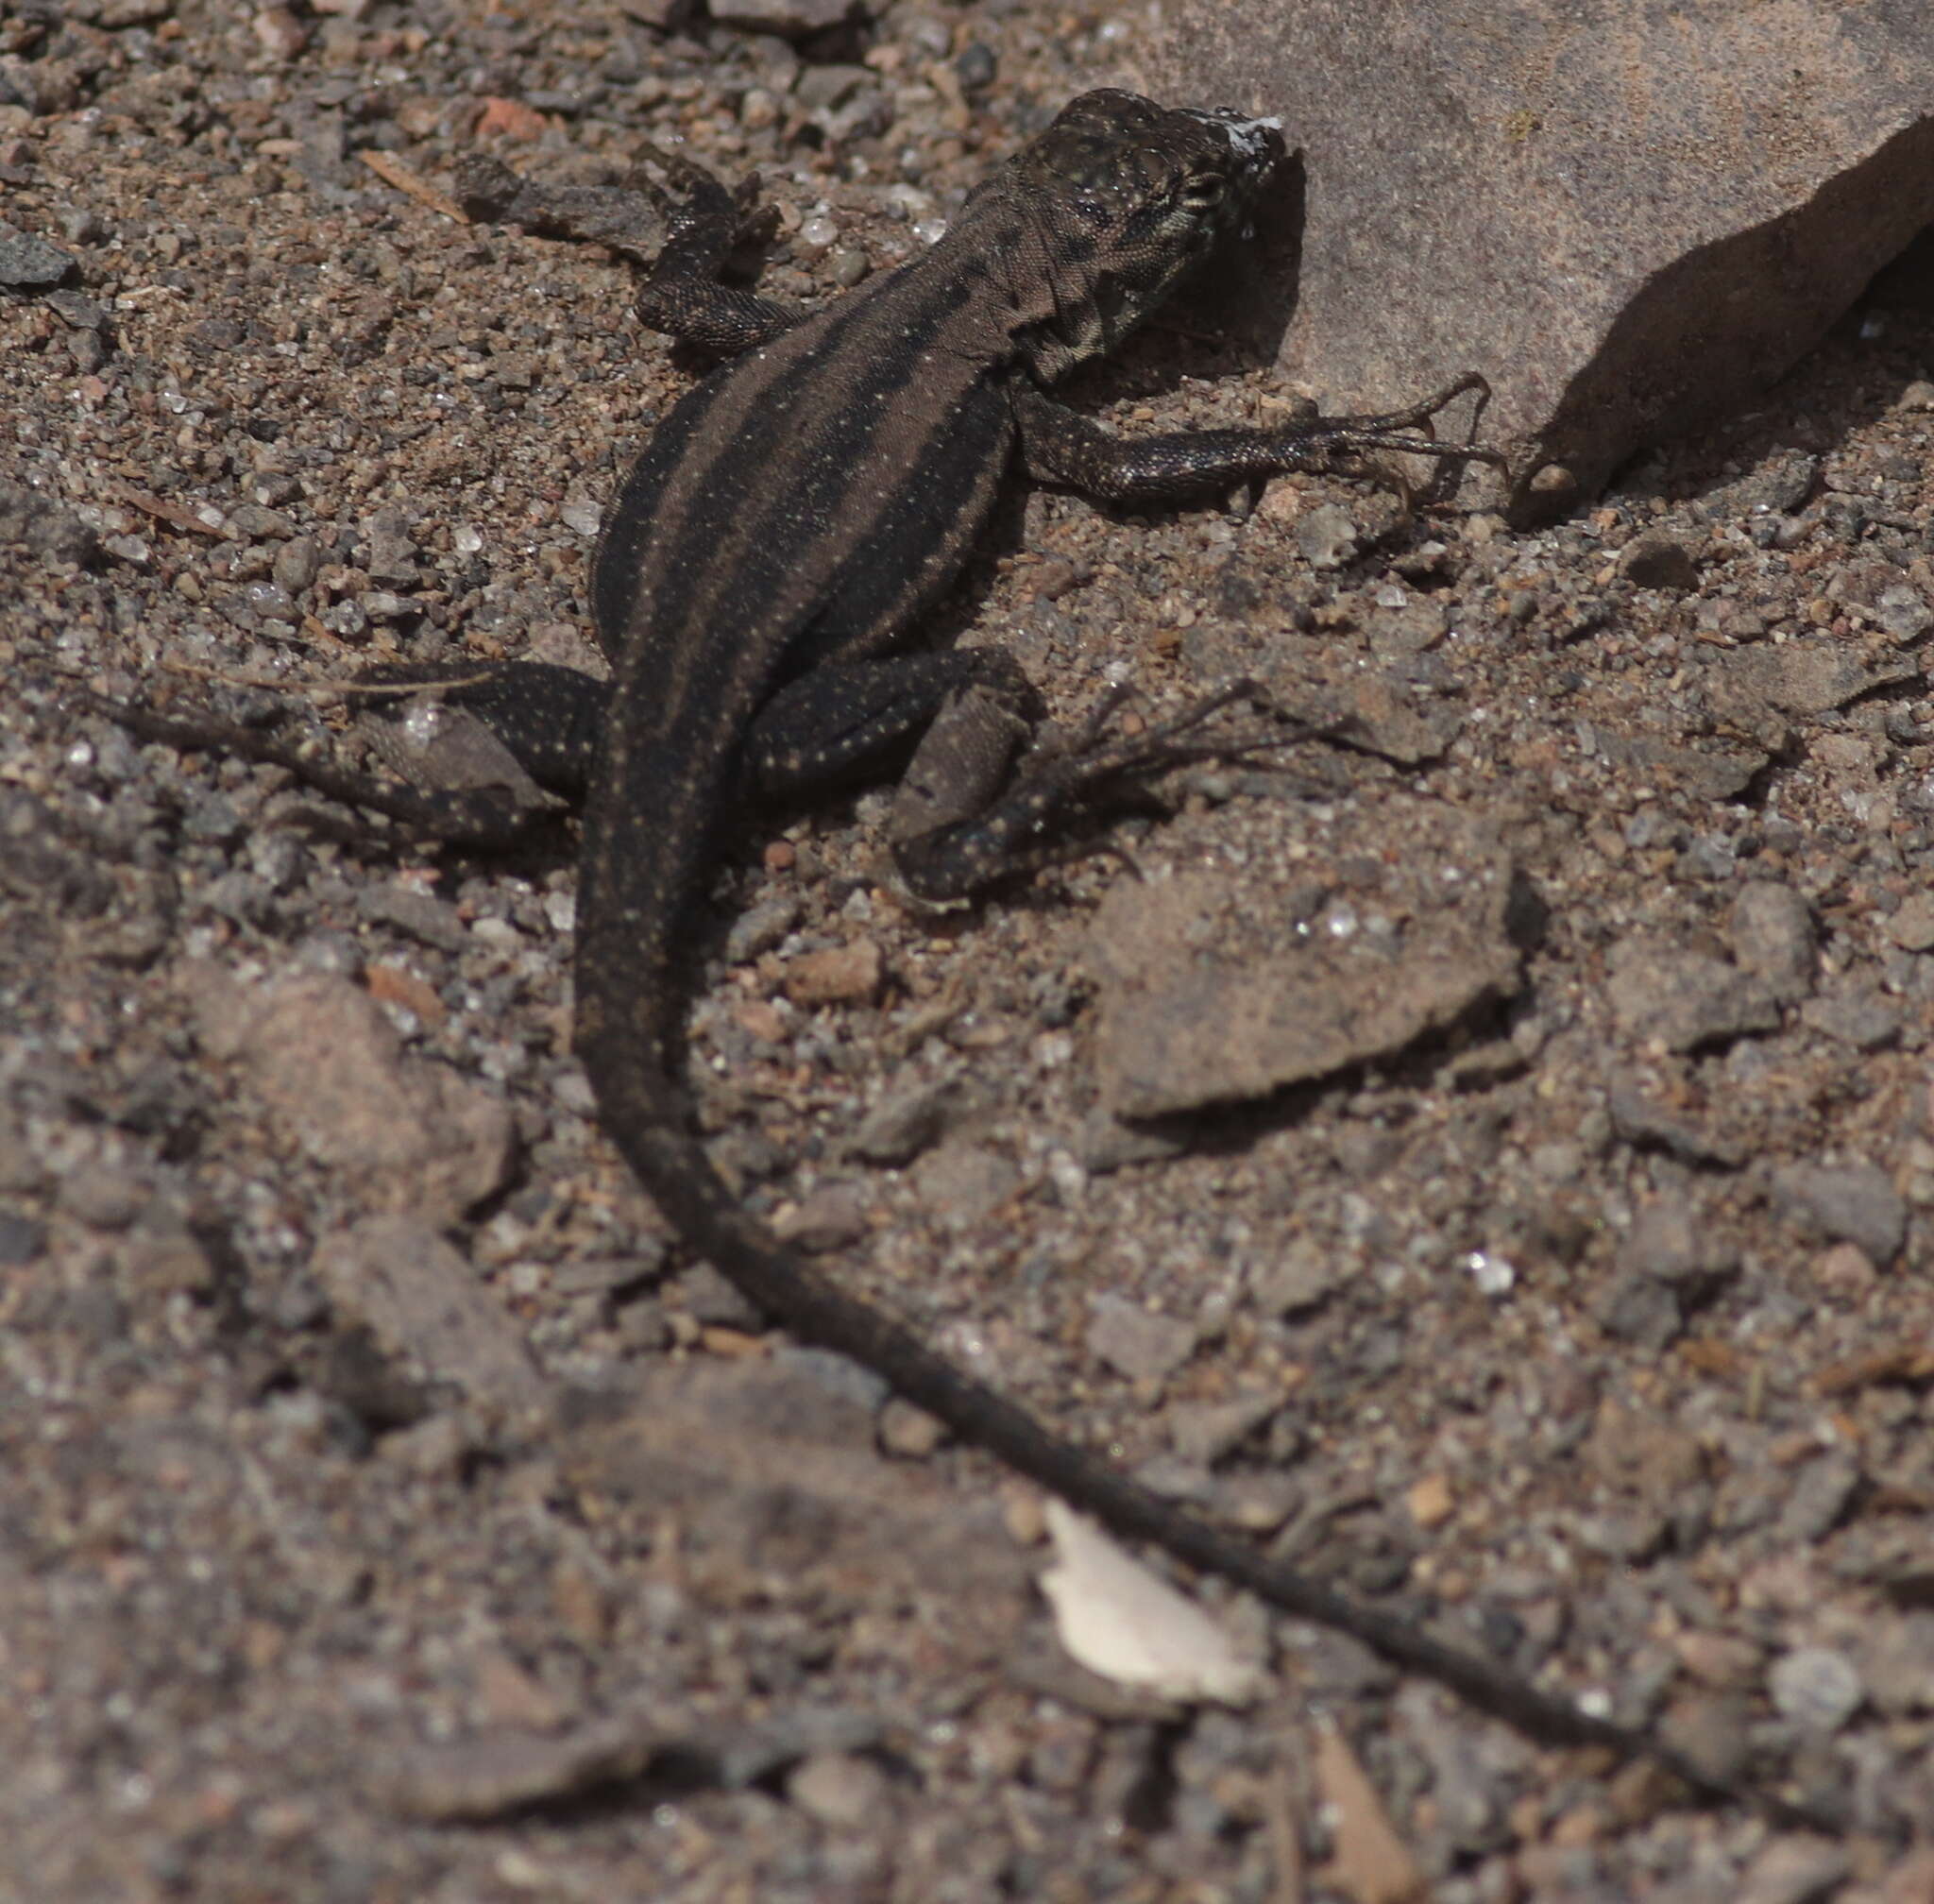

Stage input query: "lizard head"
[{"left": 999, "top": 89, "right": 1286, "bottom": 382}]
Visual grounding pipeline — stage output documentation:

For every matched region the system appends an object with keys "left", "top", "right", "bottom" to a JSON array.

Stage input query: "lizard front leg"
[{"left": 1013, "top": 372, "right": 1505, "bottom": 504}]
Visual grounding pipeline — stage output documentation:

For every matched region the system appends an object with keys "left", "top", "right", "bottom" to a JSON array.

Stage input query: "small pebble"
[
  {"left": 1767, "top": 1646, "right": 1862, "bottom": 1732},
  {"left": 787, "top": 1751, "right": 890, "bottom": 1831},
  {"left": 1406, "top": 1473, "right": 1453, "bottom": 1529},
  {"left": 1619, "top": 531, "right": 1698, "bottom": 589}
]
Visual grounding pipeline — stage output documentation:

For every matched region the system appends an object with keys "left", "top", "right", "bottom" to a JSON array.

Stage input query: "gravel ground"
[{"left": 6, "top": 2, "right": 1934, "bottom": 1898}]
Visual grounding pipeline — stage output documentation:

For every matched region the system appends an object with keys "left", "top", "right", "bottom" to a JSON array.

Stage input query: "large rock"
[{"left": 1151, "top": 2, "right": 1934, "bottom": 514}]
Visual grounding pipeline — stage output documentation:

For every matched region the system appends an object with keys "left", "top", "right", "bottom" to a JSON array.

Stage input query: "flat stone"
[
  {"left": 708, "top": 0, "right": 853, "bottom": 35},
  {"left": 1620, "top": 532, "right": 1699, "bottom": 591},
  {"left": 1620, "top": 1194, "right": 1736, "bottom": 1284},
  {"left": 1596, "top": 733, "right": 1768, "bottom": 803},
  {"left": 1775, "top": 1452, "right": 1859, "bottom": 1546},
  {"left": 1090, "top": 804, "right": 1520, "bottom": 1118},
  {"left": 1250, "top": 1234, "right": 1349, "bottom": 1315},
  {"left": 1716, "top": 638, "right": 1915, "bottom": 716},
  {"left": 1767, "top": 1646, "right": 1863, "bottom": 1732},
  {"left": 1086, "top": 1295, "right": 1196, "bottom": 1384},
  {"left": 1328, "top": 673, "right": 1463, "bottom": 765},
  {"left": 314, "top": 1215, "right": 544, "bottom": 1410},
  {"left": 1727, "top": 881, "right": 1816, "bottom": 1002},
  {"left": 1772, "top": 1161, "right": 1907, "bottom": 1263},
  {"left": 908, "top": 1141, "right": 1018, "bottom": 1231},
  {"left": 183, "top": 962, "right": 515, "bottom": 1225},
  {"left": 1735, "top": 1836, "right": 1853, "bottom": 1904},
  {"left": 1167, "top": 1392, "right": 1280, "bottom": 1466},
  {"left": 1858, "top": 1611, "right": 1934, "bottom": 1716},
  {"left": 1799, "top": 981, "right": 1901, "bottom": 1051},
  {"left": 1154, "top": 3, "right": 1934, "bottom": 513},
  {"left": 848, "top": 1074, "right": 959, "bottom": 1165},
  {"left": 0, "top": 219, "right": 75, "bottom": 288},
  {"left": 1888, "top": 891, "right": 1934, "bottom": 952},
  {"left": 1605, "top": 935, "right": 1779, "bottom": 1052}
]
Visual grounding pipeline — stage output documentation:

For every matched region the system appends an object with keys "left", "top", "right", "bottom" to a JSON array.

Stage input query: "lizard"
[{"left": 99, "top": 90, "right": 1807, "bottom": 1825}]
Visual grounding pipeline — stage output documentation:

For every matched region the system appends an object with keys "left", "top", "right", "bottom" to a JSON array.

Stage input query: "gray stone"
[
  {"left": 1772, "top": 1160, "right": 1907, "bottom": 1263},
  {"left": 848, "top": 1074, "right": 958, "bottom": 1166},
  {"left": 1767, "top": 1646, "right": 1863, "bottom": 1732},
  {"left": 314, "top": 1215, "right": 544, "bottom": 1410},
  {"left": 1735, "top": 1836, "right": 1853, "bottom": 1904},
  {"left": 1605, "top": 936, "right": 1779, "bottom": 1052},
  {"left": 1592, "top": 1272, "right": 1680, "bottom": 1352},
  {"left": 1155, "top": 2, "right": 1934, "bottom": 513},
  {"left": 272, "top": 536, "right": 322, "bottom": 595},
  {"left": 57, "top": 1161, "right": 148, "bottom": 1231},
  {"left": 357, "top": 882, "right": 468, "bottom": 952},
  {"left": 708, "top": 0, "right": 854, "bottom": 35},
  {"left": 1876, "top": 582, "right": 1934, "bottom": 642},
  {"left": 1703, "top": 454, "right": 1819, "bottom": 520},
  {"left": 722, "top": 892, "right": 801, "bottom": 963},
  {"left": 1606, "top": 1074, "right": 1745, "bottom": 1168},
  {"left": 1167, "top": 1392, "right": 1280, "bottom": 1466},
  {"left": 0, "top": 220, "right": 76, "bottom": 289},
  {"left": 1727, "top": 882, "right": 1816, "bottom": 1003},
  {"left": 0, "top": 479, "right": 95, "bottom": 567},
  {"left": 908, "top": 1142, "right": 1018, "bottom": 1230},
  {"left": 1888, "top": 891, "right": 1934, "bottom": 952},
  {"left": 1776, "top": 1453, "right": 1859, "bottom": 1546},
  {"left": 1621, "top": 1193, "right": 1736, "bottom": 1284},
  {"left": 1250, "top": 1235, "right": 1348, "bottom": 1315},
  {"left": 1295, "top": 502, "right": 1359, "bottom": 570},
  {"left": 670, "top": 1263, "right": 766, "bottom": 1331},
  {"left": 1858, "top": 1611, "right": 1934, "bottom": 1715},
  {"left": 1089, "top": 808, "right": 1520, "bottom": 1118},
  {"left": 771, "top": 1182, "right": 871, "bottom": 1253},
  {"left": 1086, "top": 1295, "right": 1196, "bottom": 1384},
  {"left": 0, "top": 1211, "right": 45, "bottom": 1265},
  {"left": 1799, "top": 982, "right": 1901, "bottom": 1051},
  {"left": 1620, "top": 532, "right": 1698, "bottom": 590}
]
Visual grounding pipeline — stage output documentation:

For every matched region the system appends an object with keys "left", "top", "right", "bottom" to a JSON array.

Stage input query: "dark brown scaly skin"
[{"left": 100, "top": 93, "right": 1817, "bottom": 1828}]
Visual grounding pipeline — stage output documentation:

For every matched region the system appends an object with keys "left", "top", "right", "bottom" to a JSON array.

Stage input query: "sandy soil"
[{"left": 4, "top": 1, "right": 1934, "bottom": 1896}]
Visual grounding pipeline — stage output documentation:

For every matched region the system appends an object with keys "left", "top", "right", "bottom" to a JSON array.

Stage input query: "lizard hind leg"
[
  {"left": 890, "top": 678, "right": 1306, "bottom": 905},
  {"left": 78, "top": 659, "right": 609, "bottom": 848},
  {"left": 629, "top": 143, "right": 799, "bottom": 354}
]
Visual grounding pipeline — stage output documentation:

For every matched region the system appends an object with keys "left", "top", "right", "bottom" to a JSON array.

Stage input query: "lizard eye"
[{"left": 1182, "top": 173, "right": 1228, "bottom": 212}]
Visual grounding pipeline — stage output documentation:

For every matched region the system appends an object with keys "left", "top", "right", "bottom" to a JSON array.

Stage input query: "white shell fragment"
[{"left": 1039, "top": 1501, "right": 1265, "bottom": 1707}]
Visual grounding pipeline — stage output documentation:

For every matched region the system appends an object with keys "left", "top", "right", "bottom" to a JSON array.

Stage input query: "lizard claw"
[
  {"left": 632, "top": 144, "right": 778, "bottom": 259},
  {"left": 892, "top": 679, "right": 1308, "bottom": 904}
]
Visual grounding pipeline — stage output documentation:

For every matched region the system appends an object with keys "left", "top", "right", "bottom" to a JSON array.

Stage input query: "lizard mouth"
[{"left": 1182, "top": 108, "right": 1287, "bottom": 182}]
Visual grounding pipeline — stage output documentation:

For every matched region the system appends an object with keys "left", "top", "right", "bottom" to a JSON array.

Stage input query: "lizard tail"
[{"left": 594, "top": 1095, "right": 1812, "bottom": 1828}]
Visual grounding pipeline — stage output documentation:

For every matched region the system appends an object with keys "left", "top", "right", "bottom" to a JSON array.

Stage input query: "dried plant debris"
[{"left": 1038, "top": 1501, "right": 1266, "bottom": 1707}]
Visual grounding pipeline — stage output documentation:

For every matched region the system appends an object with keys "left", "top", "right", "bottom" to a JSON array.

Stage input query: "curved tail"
[{"left": 586, "top": 1047, "right": 1812, "bottom": 1828}]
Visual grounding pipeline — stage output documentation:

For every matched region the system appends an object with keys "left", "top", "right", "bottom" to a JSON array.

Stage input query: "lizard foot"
[
  {"left": 1282, "top": 370, "right": 1506, "bottom": 476},
  {"left": 891, "top": 679, "right": 1308, "bottom": 904},
  {"left": 75, "top": 680, "right": 565, "bottom": 847}
]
